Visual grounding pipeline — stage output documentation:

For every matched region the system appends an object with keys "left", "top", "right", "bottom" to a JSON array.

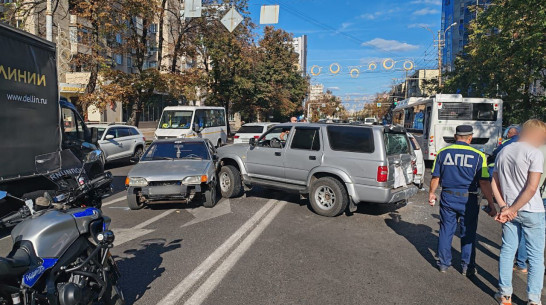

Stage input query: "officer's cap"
[{"left": 456, "top": 125, "right": 473, "bottom": 136}]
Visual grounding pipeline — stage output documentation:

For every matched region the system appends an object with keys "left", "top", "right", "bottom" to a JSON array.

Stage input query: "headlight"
[
  {"left": 182, "top": 175, "right": 207, "bottom": 185},
  {"left": 127, "top": 177, "right": 148, "bottom": 187}
]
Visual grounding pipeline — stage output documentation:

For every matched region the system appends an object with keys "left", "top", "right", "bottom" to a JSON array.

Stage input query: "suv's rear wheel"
[
  {"left": 219, "top": 165, "right": 243, "bottom": 198},
  {"left": 309, "top": 177, "right": 348, "bottom": 217},
  {"left": 131, "top": 146, "right": 144, "bottom": 163}
]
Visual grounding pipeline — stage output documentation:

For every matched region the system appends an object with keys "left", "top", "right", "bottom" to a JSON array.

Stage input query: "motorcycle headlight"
[
  {"left": 182, "top": 175, "right": 207, "bottom": 185},
  {"left": 127, "top": 177, "right": 148, "bottom": 187}
]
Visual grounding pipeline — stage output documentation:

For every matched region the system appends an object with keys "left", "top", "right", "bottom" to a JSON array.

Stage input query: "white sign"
[
  {"left": 184, "top": 0, "right": 202, "bottom": 18},
  {"left": 260, "top": 5, "right": 279, "bottom": 24},
  {"left": 221, "top": 7, "right": 243, "bottom": 33}
]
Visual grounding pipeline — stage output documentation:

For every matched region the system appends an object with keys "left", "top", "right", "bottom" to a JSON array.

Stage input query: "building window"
[
  {"left": 149, "top": 23, "right": 158, "bottom": 34},
  {"left": 115, "top": 54, "right": 122, "bottom": 65},
  {"left": 115, "top": 33, "right": 123, "bottom": 44},
  {"left": 148, "top": 61, "right": 157, "bottom": 68},
  {"left": 127, "top": 56, "right": 132, "bottom": 68}
]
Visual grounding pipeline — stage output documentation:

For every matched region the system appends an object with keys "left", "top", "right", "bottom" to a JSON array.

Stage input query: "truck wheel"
[
  {"left": 219, "top": 165, "right": 243, "bottom": 198},
  {"left": 131, "top": 147, "right": 143, "bottom": 163},
  {"left": 127, "top": 189, "right": 145, "bottom": 210},
  {"left": 217, "top": 139, "right": 222, "bottom": 148},
  {"left": 203, "top": 183, "right": 218, "bottom": 208},
  {"left": 309, "top": 177, "right": 348, "bottom": 217}
]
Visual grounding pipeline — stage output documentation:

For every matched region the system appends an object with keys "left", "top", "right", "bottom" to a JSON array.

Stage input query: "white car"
[
  {"left": 407, "top": 133, "right": 425, "bottom": 189},
  {"left": 88, "top": 124, "right": 146, "bottom": 163},
  {"left": 364, "top": 117, "right": 377, "bottom": 125},
  {"left": 233, "top": 123, "right": 278, "bottom": 144}
]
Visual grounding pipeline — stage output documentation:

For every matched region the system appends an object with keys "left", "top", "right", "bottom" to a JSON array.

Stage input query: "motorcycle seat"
[{"left": 0, "top": 248, "right": 31, "bottom": 279}]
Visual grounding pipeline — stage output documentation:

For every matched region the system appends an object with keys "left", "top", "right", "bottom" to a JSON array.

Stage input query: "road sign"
[
  {"left": 221, "top": 7, "right": 243, "bottom": 33},
  {"left": 377, "top": 103, "right": 382, "bottom": 108},
  {"left": 260, "top": 5, "right": 279, "bottom": 24},
  {"left": 184, "top": 0, "right": 202, "bottom": 18}
]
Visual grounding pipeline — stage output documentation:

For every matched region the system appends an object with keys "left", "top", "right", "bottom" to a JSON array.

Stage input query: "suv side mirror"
[
  {"left": 249, "top": 138, "right": 256, "bottom": 146},
  {"left": 105, "top": 134, "right": 115, "bottom": 140}
]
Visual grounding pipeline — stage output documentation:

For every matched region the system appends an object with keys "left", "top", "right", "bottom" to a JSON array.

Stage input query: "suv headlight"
[
  {"left": 182, "top": 175, "right": 207, "bottom": 185},
  {"left": 127, "top": 177, "right": 148, "bottom": 187}
]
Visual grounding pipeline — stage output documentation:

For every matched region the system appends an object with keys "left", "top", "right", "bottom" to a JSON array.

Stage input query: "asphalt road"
[{"left": 1, "top": 162, "right": 543, "bottom": 305}]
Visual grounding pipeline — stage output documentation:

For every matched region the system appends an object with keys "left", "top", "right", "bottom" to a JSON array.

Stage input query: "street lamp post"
[{"left": 421, "top": 22, "right": 457, "bottom": 88}]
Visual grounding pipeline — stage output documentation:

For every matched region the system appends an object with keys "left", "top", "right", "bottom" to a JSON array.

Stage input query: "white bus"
[
  {"left": 154, "top": 106, "right": 228, "bottom": 146},
  {"left": 392, "top": 94, "right": 503, "bottom": 161}
]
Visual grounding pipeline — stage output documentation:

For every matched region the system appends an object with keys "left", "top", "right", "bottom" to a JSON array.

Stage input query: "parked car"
[
  {"left": 216, "top": 123, "right": 418, "bottom": 217},
  {"left": 364, "top": 117, "right": 377, "bottom": 125},
  {"left": 233, "top": 123, "right": 279, "bottom": 144},
  {"left": 407, "top": 133, "right": 425, "bottom": 189},
  {"left": 87, "top": 124, "right": 146, "bottom": 163},
  {"left": 125, "top": 138, "right": 218, "bottom": 209}
]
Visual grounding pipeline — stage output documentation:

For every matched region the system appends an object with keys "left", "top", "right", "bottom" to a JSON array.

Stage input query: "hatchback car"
[
  {"left": 87, "top": 124, "right": 146, "bottom": 163},
  {"left": 233, "top": 123, "right": 278, "bottom": 144},
  {"left": 125, "top": 138, "right": 218, "bottom": 209}
]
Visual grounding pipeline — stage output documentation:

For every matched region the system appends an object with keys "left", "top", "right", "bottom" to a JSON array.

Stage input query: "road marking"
[
  {"left": 0, "top": 236, "right": 9, "bottom": 241},
  {"left": 157, "top": 199, "right": 279, "bottom": 305},
  {"left": 113, "top": 209, "right": 177, "bottom": 246},
  {"left": 182, "top": 199, "right": 231, "bottom": 227},
  {"left": 185, "top": 200, "right": 286, "bottom": 305},
  {"left": 102, "top": 196, "right": 126, "bottom": 207}
]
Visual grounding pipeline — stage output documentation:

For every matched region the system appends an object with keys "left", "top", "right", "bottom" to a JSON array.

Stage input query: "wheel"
[
  {"left": 203, "top": 182, "right": 218, "bottom": 208},
  {"left": 127, "top": 189, "right": 145, "bottom": 210},
  {"left": 98, "top": 258, "right": 125, "bottom": 305},
  {"left": 218, "top": 165, "right": 243, "bottom": 198},
  {"left": 216, "top": 139, "right": 222, "bottom": 148},
  {"left": 130, "top": 146, "right": 144, "bottom": 163},
  {"left": 309, "top": 177, "right": 348, "bottom": 217}
]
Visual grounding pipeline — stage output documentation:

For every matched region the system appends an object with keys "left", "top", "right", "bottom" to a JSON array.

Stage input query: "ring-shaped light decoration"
[
  {"left": 403, "top": 60, "right": 414, "bottom": 71},
  {"left": 350, "top": 68, "right": 360, "bottom": 78},
  {"left": 310, "top": 65, "right": 322, "bottom": 76},
  {"left": 330, "top": 102, "right": 336, "bottom": 106},
  {"left": 368, "top": 62, "right": 377, "bottom": 71},
  {"left": 295, "top": 63, "right": 301, "bottom": 71},
  {"left": 382, "top": 58, "right": 395, "bottom": 70},
  {"left": 329, "top": 63, "right": 341, "bottom": 74}
]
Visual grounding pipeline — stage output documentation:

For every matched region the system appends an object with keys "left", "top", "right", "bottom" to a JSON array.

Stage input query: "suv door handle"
[
  {"left": 275, "top": 152, "right": 282, "bottom": 156},
  {"left": 309, "top": 156, "right": 316, "bottom": 160}
]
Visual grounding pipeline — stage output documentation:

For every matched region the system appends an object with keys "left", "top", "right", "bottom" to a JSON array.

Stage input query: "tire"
[
  {"left": 309, "top": 177, "right": 349, "bottom": 217},
  {"left": 130, "top": 146, "right": 144, "bottom": 163},
  {"left": 203, "top": 182, "right": 218, "bottom": 208},
  {"left": 217, "top": 139, "right": 222, "bottom": 148},
  {"left": 127, "top": 189, "right": 145, "bottom": 210},
  {"left": 218, "top": 165, "right": 243, "bottom": 198}
]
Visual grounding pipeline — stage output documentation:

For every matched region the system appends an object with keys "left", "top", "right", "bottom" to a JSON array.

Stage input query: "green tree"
[{"left": 445, "top": 0, "right": 546, "bottom": 124}]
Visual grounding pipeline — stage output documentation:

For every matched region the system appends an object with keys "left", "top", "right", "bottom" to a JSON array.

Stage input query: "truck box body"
[{"left": 0, "top": 23, "right": 61, "bottom": 181}]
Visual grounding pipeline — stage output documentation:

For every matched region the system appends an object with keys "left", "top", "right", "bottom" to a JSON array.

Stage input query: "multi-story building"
[
  {"left": 406, "top": 69, "right": 439, "bottom": 97},
  {"left": 292, "top": 35, "right": 307, "bottom": 77},
  {"left": 441, "top": 0, "right": 490, "bottom": 71}
]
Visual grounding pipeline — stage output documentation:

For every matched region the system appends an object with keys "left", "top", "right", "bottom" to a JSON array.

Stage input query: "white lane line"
[
  {"left": 114, "top": 209, "right": 177, "bottom": 246},
  {"left": 185, "top": 201, "right": 286, "bottom": 305},
  {"left": 157, "top": 199, "right": 278, "bottom": 305},
  {"left": 102, "top": 196, "right": 126, "bottom": 207},
  {"left": 0, "top": 236, "right": 9, "bottom": 241}
]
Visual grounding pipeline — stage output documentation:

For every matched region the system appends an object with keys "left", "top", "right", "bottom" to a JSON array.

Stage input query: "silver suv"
[{"left": 216, "top": 123, "right": 418, "bottom": 217}]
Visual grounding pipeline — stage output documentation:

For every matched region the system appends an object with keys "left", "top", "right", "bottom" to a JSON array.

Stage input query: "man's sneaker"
[
  {"left": 462, "top": 265, "right": 476, "bottom": 276},
  {"left": 438, "top": 265, "right": 449, "bottom": 273},
  {"left": 494, "top": 292, "right": 512, "bottom": 305}
]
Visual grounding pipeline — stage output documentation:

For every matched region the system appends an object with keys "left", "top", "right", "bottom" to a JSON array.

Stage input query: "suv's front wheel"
[
  {"left": 309, "top": 177, "right": 348, "bottom": 217},
  {"left": 219, "top": 165, "right": 244, "bottom": 198}
]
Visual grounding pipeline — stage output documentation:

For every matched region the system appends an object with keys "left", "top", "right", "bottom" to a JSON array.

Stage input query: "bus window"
[{"left": 438, "top": 103, "right": 498, "bottom": 121}]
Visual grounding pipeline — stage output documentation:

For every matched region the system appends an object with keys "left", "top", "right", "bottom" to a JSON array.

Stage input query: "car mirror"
[
  {"left": 105, "top": 134, "right": 115, "bottom": 140},
  {"left": 85, "top": 150, "right": 102, "bottom": 163},
  {"left": 249, "top": 138, "right": 256, "bottom": 146}
]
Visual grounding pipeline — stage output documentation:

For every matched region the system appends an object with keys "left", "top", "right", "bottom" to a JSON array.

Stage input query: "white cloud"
[
  {"left": 360, "top": 12, "right": 381, "bottom": 20},
  {"left": 413, "top": 8, "right": 439, "bottom": 15},
  {"left": 327, "top": 87, "right": 340, "bottom": 91},
  {"left": 410, "top": 0, "right": 441, "bottom": 5},
  {"left": 361, "top": 38, "right": 419, "bottom": 52},
  {"left": 408, "top": 23, "right": 433, "bottom": 29}
]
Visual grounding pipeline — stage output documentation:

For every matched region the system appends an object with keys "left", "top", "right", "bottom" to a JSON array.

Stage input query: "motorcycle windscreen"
[{"left": 0, "top": 24, "right": 61, "bottom": 180}]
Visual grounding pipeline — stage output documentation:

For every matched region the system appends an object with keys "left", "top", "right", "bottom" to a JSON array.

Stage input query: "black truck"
[{"left": 0, "top": 23, "right": 104, "bottom": 218}]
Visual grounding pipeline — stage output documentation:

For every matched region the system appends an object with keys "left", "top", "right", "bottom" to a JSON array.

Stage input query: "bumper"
[
  {"left": 350, "top": 183, "right": 418, "bottom": 204},
  {"left": 138, "top": 184, "right": 202, "bottom": 201}
]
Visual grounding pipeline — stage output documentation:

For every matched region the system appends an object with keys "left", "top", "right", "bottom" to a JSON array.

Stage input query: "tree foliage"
[{"left": 445, "top": 0, "right": 546, "bottom": 124}]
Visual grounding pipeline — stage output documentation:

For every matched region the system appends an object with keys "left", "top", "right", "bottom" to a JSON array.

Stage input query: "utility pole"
[
  {"left": 437, "top": 30, "right": 442, "bottom": 88},
  {"left": 46, "top": 0, "right": 53, "bottom": 41}
]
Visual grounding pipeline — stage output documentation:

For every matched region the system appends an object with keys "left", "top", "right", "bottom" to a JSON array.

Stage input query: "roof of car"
[
  {"left": 87, "top": 124, "right": 138, "bottom": 129},
  {"left": 241, "top": 122, "right": 279, "bottom": 127}
]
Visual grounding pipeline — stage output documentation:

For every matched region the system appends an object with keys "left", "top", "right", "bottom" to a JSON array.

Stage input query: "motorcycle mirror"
[
  {"left": 85, "top": 150, "right": 102, "bottom": 164},
  {"left": 0, "top": 191, "right": 7, "bottom": 200}
]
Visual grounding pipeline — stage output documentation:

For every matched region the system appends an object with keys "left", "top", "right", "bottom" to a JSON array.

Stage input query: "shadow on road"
[
  {"left": 352, "top": 202, "right": 405, "bottom": 216},
  {"left": 115, "top": 238, "right": 182, "bottom": 304}
]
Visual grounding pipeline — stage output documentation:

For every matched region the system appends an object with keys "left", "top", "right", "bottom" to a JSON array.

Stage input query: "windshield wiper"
[
  {"left": 152, "top": 156, "right": 174, "bottom": 160},
  {"left": 181, "top": 156, "right": 203, "bottom": 160}
]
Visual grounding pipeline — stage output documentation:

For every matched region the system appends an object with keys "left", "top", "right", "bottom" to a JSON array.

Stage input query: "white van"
[{"left": 154, "top": 106, "right": 228, "bottom": 147}]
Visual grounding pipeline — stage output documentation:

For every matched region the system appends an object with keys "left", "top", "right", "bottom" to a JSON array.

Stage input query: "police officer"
[{"left": 429, "top": 125, "right": 496, "bottom": 275}]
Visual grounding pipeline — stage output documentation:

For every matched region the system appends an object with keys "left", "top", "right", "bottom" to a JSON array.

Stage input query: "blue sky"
[{"left": 247, "top": 0, "right": 442, "bottom": 111}]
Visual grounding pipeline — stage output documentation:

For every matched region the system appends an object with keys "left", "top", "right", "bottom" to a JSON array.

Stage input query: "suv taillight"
[
  {"left": 412, "top": 160, "right": 417, "bottom": 175},
  {"left": 377, "top": 166, "right": 388, "bottom": 182},
  {"left": 234, "top": 135, "right": 240, "bottom": 139}
]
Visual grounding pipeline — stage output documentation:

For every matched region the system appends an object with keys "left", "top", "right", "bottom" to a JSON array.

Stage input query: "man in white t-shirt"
[{"left": 492, "top": 119, "right": 546, "bottom": 305}]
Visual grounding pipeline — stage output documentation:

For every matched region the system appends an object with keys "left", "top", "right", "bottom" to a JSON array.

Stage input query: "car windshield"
[
  {"left": 159, "top": 110, "right": 194, "bottom": 129},
  {"left": 237, "top": 126, "right": 264, "bottom": 133},
  {"left": 142, "top": 142, "right": 209, "bottom": 160}
]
